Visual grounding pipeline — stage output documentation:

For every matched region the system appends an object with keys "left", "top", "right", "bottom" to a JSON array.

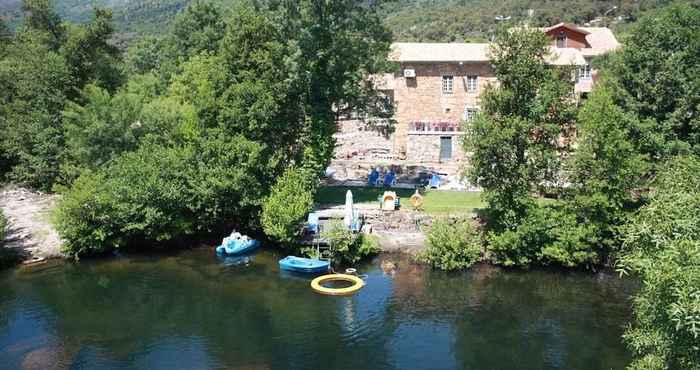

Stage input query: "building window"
[
  {"left": 556, "top": 34, "right": 567, "bottom": 48},
  {"left": 442, "top": 75, "right": 454, "bottom": 94},
  {"left": 464, "top": 107, "right": 479, "bottom": 122},
  {"left": 440, "top": 137, "right": 453, "bottom": 160},
  {"left": 579, "top": 64, "right": 592, "bottom": 79},
  {"left": 466, "top": 75, "right": 478, "bottom": 93}
]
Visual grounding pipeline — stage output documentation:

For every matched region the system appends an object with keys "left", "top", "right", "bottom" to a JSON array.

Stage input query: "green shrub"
[
  {"left": 619, "top": 156, "right": 700, "bottom": 370},
  {"left": 261, "top": 167, "right": 315, "bottom": 245},
  {"left": 321, "top": 221, "right": 380, "bottom": 265},
  {"left": 418, "top": 218, "right": 482, "bottom": 271},
  {"left": 487, "top": 204, "right": 600, "bottom": 268},
  {"left": 358, "top": 234, "right": 381, "bottom": 261},
  {"left": 60, "top": 79, "right": 194, "bottom": 184},
  {"left": 623, "top": 239, "right": 700, "bottom": 370},
  {"left": 55, "top": 136, "right": 266, "bottom": 256},
  {"left": 565, "top": 85, "right": 648, "bottom": 256}
]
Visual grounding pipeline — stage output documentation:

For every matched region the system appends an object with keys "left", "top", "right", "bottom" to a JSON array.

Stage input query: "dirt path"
[{"left": 1, "top": 186, "right": 64, "bottom": 259}]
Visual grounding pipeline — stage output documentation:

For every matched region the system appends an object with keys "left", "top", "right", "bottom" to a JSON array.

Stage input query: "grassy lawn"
[{"left": 315, "top": 186, "right": 485, "bottom": 215}]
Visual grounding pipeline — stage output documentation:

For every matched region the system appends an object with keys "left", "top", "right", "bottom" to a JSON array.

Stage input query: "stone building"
[
  {"left": 541, "top": 23, "right": 621, "bottom": 95},
  {"left": 330, "top": 24, "right": 619, "bottom": 183}
]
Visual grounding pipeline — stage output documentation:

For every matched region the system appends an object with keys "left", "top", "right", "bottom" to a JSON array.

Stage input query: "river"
[{"left": 0, "top": 248, "right": 636, "bottom": 370}]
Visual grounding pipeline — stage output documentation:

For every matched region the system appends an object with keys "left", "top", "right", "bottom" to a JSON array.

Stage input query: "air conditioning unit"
[{"left": 403, "top": 68, "right": 416, "bottom": 78}]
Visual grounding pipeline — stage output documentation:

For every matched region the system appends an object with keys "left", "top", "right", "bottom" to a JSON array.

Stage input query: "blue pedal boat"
[
  {"left": 279, "top": 256, "right": 330, "bottom": 274},
  {"left": 216, "top": 238, "right": 260, "bottom": 256}
]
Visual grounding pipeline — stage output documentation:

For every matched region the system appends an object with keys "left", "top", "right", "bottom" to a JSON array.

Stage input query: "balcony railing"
[{"left": 409, "top": 120, "right": 462, "bottom": 133}]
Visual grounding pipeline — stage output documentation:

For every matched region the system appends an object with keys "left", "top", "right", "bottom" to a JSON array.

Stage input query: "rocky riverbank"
[
  {"left": 0, "top": 186, "right": 64, "bottom": 261},
  {"left": 313, "top": 203, "right": 432, "bottom": 255}
]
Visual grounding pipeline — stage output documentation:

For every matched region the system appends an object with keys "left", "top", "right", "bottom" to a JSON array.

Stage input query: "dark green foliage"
[
  {"left": 620, "top": 156, "right": 700, "bottom": 265},
  {"left": 0, "top": 19, "right": 11, "bottom": 49},
  {"left": 418, "top": 218, "right": 482, "bottom": 271},
  {"left": 60, "top": 8, "right": 123, "bottom": 94},
  {"left": 55, "top": 0, "right": 393, "bottom": 255},
  {"left": 380, "top": 0, "right": 642, "bottom": 42},
  {"left": 123, "top": 2, "right": 225, "bottom": 81},
  {"left": 0, "top": 3, "right": 123, "bottom": 189},
  {"left": 607, "top": 2, "right": 700, "bottom": 159},
  {"left": 0, "top": 33, "right": 72, "bottom": 189},
  {"left": 321, "top": 221, "right": 380, "bottom": 265},
  {"left": 55, "top": 136, "right": 266, "bottom": 256},
  {"left": 273, "top": 1, "right": 395, "bottom": 171},
  {"left": 487, "top": 204, "right": 600, "bottom": 268},
  {"left": 124, "top": 36, "right": 168, "bottom": 75},
  {"left": 60, "top": 76, "right": 185, "bottom": 183},
  {"left": 172, "top": 1, "right": 224, "bottom": 58},
  {"left": 564, "top": 85, "right": 648, "bottom": 256},
  {"left": 20, "top": 0, "right": 65, "bottom": 49},
  {"left": 261, "top": 167, "right": 315, "bottom": 245},
  {"left": 464, "top": 27, "right": 576, "bottom": 231},
  {"left": 217, "top": 9, "right": 304, "bottom": 156},
  {"left": 619, "top": 156, "right": 700, "bottom": 370},
  {"left": 4, "top": 0, "right": 669, "bottom": 43}
]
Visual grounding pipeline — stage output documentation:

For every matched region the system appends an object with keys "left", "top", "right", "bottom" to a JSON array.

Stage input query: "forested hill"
[{"left": 0, "top": 0, "right": 672, "bottom": 43}]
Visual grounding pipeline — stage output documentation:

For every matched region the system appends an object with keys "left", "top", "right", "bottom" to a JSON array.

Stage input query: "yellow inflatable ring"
[{"left": 311, "top": 274, "right": 365, "bottom": 296}]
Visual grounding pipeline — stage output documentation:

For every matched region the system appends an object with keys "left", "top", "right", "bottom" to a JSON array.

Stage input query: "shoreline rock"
[{"left": 0, "top": 185, "right": 64, "bottom": 262}]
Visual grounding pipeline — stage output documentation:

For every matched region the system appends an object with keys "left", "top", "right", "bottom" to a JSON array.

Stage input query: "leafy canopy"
[
  {"left": 619, "top": 156, "right": 700, "bottom": 370},
  {"left": 56, "top": 0, "right": 394, "bottom": 256},
  {"left": 464, "top": 27, "right": 576, "bottom": 231},
  {"left": 606, "top": 2, "right": 700, "bottom": 159}
]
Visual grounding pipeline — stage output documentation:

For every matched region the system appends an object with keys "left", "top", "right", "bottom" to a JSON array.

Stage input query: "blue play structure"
[
  {"left": 279, "top": 256, "right": 330, "bottom": 274},
  {"left": 216, "top": 232, "right": 260, "bottom": 255},
  {"left": 368, "top": 169, "right": 380, "bottom": 186},
  {"left": 349, "top": 208, "right": 362, "bottom": 232},
  {"left": 307, "top": 212, "right": 320, "bottom": 234},
  {"left": 429, "top": 173, "right": 441, "bottom": 189},
  {"left": 383, "top": 171, "right": 396, "bottom": 187}
]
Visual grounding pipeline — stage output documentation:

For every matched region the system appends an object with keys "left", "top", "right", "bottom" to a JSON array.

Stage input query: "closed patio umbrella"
[{"left": 344, "top": 190, "right": 354, "bottom": 229}]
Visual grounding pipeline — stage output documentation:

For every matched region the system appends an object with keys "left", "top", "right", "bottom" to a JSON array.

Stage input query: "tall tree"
[
  {"left": 56, "top": 0, "right": 396, "bottom": 255},
  {"left": 0, "top": 34, "right": 72, "bottom": 189},
  {"left": 61, "top": 8, "right": 122, "bottom": 95},
  {"left": 1, "top": 3, "right": 123, "bottom": 189},
  {"left": 171, "top": 0, "right": 225, "bottom": 59},
  {"left": 565, "top": 85, "right": 648, "bottom": 257},
  {"left": 274, "top": 0, "right": 395, "bottom": 172},
  {"left": 0, "top": 19, "right": 11, "bottom": 49},
  {"left": 464, "top": 27, "right": 576, "bottom": 231},
  {"left": 20, "top": 0, "right": 65, "bottom": 50},
  {"left": 607, "top": 2, "right": 700, "bottom": 159}
]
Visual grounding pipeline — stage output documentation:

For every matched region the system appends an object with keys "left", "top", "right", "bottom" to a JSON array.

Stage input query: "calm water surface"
[{"left": 0, "top": 249, "right": 636, "bottom": 370}]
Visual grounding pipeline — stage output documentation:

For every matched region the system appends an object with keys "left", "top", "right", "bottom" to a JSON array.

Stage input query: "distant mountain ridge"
[{"left": 1, "top": 0, "right": 669, "bottom": 43}]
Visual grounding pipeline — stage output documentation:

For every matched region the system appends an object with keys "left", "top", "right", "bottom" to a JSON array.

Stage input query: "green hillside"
[
  {"left": 380, "top": 0, "right": 627, "bottom": 42},
  {"left": 0, "top": 0, "right": 679, "bottom": 43}
]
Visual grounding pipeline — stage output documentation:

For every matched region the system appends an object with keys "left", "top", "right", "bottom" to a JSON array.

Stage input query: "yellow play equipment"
[
  {"left": 409, "top": 189, "right": 424, "bottom": 210},
  {"left": 311, "top": 274, "right": 365, "bottom": 296},
  {"left": 381, "top": 191, "right": 398, "bottom": 211}
]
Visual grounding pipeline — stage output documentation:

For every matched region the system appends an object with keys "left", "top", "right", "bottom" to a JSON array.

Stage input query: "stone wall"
[
  {"left": 327, "top": 160, "right": 440, "bottom": 184},
  {"left": 405, "top": 132, "right": 466, "bottom": 164},
  {"left": 393, "top": 61, "right": 496, "bottom": 157},
  {"left": 333, "top": 120, "right": 394, "bottom": 161},
  {"left": 330, "top": 62, "right": 494, "bottom": 179}
]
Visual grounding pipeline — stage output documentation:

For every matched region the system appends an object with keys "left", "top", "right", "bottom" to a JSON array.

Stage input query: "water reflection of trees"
[
  {"left": 4, "top": 252, "right": 637, "bottom": 370},
  {"left": 13, "top": 252, "right": 398, "bottom": 370},
  {"left": 388, "top": 262, "right": 636, "bottom": 370}
]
